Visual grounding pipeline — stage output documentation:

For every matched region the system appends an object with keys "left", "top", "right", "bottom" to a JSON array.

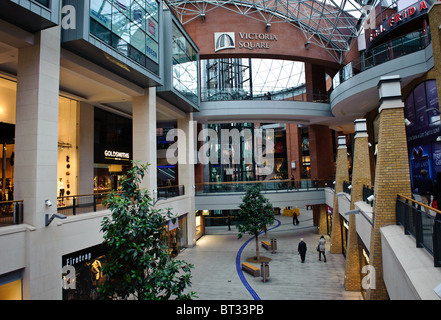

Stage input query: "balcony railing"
[
  {"left": 0, "top": 200, "right": 23, "bottom": 227},
  {"left": 333, "top": 28, "right": 431, "bottom": 89},
  {"left": 396, "top": 194, "right": 441, "bottom": 267},
  {"left": 195, "top": 179, "right": 330, "bottom": 195},
  {"left": 201, "top": 86, "right": 329, "bottom": 103},
  {"left": 57, "top": 185, "right": 185, "bottom": 216}
]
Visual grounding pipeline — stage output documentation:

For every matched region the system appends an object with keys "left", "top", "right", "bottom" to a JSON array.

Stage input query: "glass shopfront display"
[
  {"left": 404, "top": 79, "right": 441, "bottom": 187},
  {"left": 94, "top": 107, "right": 132, "bottom": 193},
  {"left": 62, "top": 244, "right": 107, "bottom": 300},
  {"left": 0, "top": 78, "right": 80, "bottom": 203},
  {"left": 0, "top": 270, "right": 23, "bottom": 300},
  {"left": 58, "top": 97, "right": 79, "bottom": 198},
  {"left": 165, "top": 214, "right": 188, "bottom": 257}
]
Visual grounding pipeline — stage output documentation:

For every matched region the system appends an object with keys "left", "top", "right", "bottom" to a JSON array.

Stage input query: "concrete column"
[
  {"left": 330, "top": 136, "right": 349, "bottom": 253},
  {"left": 15, "top": 26, "right": 60, "bottom": 228},
  {"left": 132, "top": 87, "right": 157, "bottom": 192},
  {"left": 177, "top": 113, "right": 196, "bottom": 247},
  {"left": 78, "top": 102, "right": 94, "bottom": 195},
  {"left": 345, "top": 119, "right": 371, "bottom": 291},
  {"left": 366, "top": 75, "right": 411, "bottom": 300},
  {"left": 14, "top": 26, "right": 62, "bottom": 299}
]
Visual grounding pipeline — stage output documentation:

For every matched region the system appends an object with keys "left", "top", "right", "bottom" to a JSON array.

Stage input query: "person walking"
[
  {"left": 298, "top": 238, "right": 307, "bottom": 263},
  {"left": 318, "top": 235, "right": 326, "bottom": 262}
]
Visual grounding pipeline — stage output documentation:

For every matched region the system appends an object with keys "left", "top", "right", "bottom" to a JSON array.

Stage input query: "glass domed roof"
[{"left": 165, "top": 0, "right": 376, "bottom": 62}]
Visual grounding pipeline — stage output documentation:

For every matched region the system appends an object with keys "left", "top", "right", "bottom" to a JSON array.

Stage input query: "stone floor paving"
[{"left": 179, "top": 209, "right": 364, "bottom": 301}]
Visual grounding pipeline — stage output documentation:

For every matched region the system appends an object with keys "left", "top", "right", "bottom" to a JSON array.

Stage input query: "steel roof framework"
[{"left": 165, "top": 0, "right": 370, "bottom": 63}]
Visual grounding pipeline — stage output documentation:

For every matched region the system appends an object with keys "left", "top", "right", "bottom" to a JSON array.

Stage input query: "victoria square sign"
[{"left": 215, "top": 31, "right": 279, "bottom": 52}]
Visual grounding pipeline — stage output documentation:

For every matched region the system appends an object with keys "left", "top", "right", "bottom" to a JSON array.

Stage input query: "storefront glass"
[
  {"left": 94, "top": 107, "right": 132, "bottom": 193},
  {"left": 58, "top": 97, "right": 79, "bottom": 198},
  {"left": 62, "top": 244, "right": 107, "bottom": 300},
  {"left": 0, "top": 271, "right": 22, "bottom": 300},
  {"left": 404, "top": 79, "right": 441, "bottom": 187}
]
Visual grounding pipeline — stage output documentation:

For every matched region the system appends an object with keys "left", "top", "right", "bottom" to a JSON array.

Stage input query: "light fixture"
[
  {"left": 45, "top": 213, "right": 67, "bottom": 226},
  {"left": 367, "top": 194, "right": 375, "bottom": 202},
  {"left": 405, "top": 118, "right": 411, "bottom": 126},
  {"left": 304, "top": 41, "right": 311, "bottom": 49},
  {"left": 266, "top": 23, "right": 271, "bottom": 30},
  {"left": 201, "top": 13, "right": 205, "bottom": 21},
  {"left": 437, "top": 136, "right": 441, "bottom": 142},
  {"left": 45, "top": 199, "right": 52, "bottom": 207},
  {"left": 348, "top": 184, "right": 352, "bottom": 189}
]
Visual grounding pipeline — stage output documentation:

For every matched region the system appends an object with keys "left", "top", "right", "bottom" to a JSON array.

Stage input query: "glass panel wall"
[
  {"left": 89, "top": 0, "right": 160, "bottom": 72},
  {"left": 171, "top": 22, "right": 198, "bottom": 105}
]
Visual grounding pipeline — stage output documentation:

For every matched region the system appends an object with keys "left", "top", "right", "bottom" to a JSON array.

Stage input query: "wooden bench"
[
  {"left": 241, "top": 262, "right": 260, "bottom": 277},
  {"left": 262, "top": 240, "right": 271, "bottom": 250}
]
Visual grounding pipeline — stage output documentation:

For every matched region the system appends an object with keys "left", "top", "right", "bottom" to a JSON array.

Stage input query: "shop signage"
[
  {"left": 368, "top": 0, "right": 429, "bottom": 45},
  {"left": 95, "top": 144, "right": 132, "bottom": 164},
  {"left": 215, "top": 31, "right": 278, "bottom": 52},
  {"left": 104, "top": 149, "right": 130, "bottom": 160}
]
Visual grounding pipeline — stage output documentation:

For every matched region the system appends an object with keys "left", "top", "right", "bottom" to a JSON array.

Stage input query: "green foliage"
[
  {"left": 236, "top": 184, "right": 275, "bottom": 239},
  {"left": 98, "top": 161, "right": 196, "bottom": 300}
]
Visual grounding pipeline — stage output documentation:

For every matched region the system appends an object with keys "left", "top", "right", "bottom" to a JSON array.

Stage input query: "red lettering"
[
  {"left": 419, "top": 1, "right": 428, "bottom": 11},
  {"left": 408, "top": 6, "right": 416, "bottom": 16},
  {"left": 394, "top": 13, "right": 401, "bottom": 23},
  {"left": 389, "top": 16, "right": 394, "bottom": 27}
]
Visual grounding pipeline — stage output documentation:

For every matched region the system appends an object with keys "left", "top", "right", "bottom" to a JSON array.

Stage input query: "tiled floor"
[{"left": 180, "top": 209, "right": 363, "bottom": 300}]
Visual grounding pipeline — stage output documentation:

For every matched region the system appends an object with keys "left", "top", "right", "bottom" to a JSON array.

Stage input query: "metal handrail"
[
  {"left": 195, "top": 178, "right": 330, "bottom": 195},
  {"left": 396, "top": 194, "right": 441, "bottom": 267},
  {"left": 0, "top": 199, "right": 24, "bottom": 226}
]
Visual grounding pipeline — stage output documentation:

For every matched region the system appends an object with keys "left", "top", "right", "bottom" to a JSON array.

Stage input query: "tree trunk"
[{"left": 255, "top": 234, "right": 260, "bottom": 260}]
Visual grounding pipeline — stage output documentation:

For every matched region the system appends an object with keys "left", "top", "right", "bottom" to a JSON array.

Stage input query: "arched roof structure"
[{"left": 165, "top": 0, "right": 371, "bottom": 63}]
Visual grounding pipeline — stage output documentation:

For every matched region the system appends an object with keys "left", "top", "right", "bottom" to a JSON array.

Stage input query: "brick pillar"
[
  {"left": 366, "top": 76, "right": 411, "bottom": 300},
  {"left": 330, "top": 136, "right": 349, "bottom": 253},
  {"left": 318, "top": 204, "right": 328, "bottom": 235},
  {"left": 345, "top": 119, "right": 371, "bottom": 291}
]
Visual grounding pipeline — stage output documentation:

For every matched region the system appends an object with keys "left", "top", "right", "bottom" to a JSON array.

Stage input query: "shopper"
[
  {"left": 413, "top": 169, "right": 433, "bottom": 212},
  {"left": 298, "top": 238, "right": 307, "bottom": 263},
  {"left": 318, "top": 235, "right": 326, "bottom": 262},
  {"left": 292, "top": 209, "right": 299, "bottom": 225}
]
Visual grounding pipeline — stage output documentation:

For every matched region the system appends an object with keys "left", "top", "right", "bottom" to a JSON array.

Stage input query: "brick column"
[
  {"left": 330, "top": 136, "right": 349, "bottom": 253},
  {"left": 318, "top": 204, "right": 328, "bottom": 235},
  {"left": 366, "top": 76, "right": 411, "bottom": 300},
  {"left": 345, "top": 119, "right": 371, "bottom": 291}
]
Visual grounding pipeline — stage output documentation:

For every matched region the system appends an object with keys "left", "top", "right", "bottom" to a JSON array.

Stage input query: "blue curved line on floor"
[{"left": 235, "top": 219, "right": 282, "bottom": 300}]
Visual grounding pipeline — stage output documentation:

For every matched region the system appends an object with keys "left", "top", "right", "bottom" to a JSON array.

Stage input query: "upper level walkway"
[{"left": 194, "top": 179, "right": 329, "bottom": 211}]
